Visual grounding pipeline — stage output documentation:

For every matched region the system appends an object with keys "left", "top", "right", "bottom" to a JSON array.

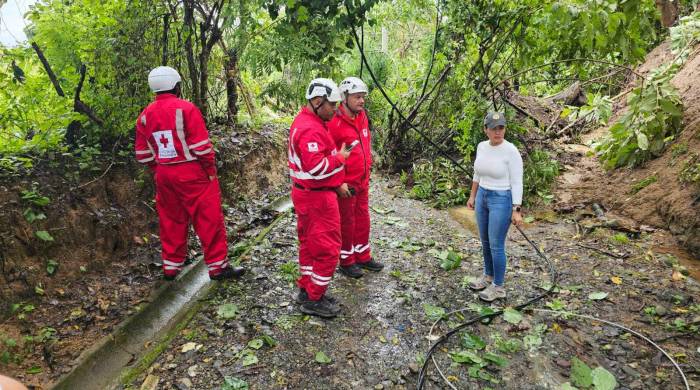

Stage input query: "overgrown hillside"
[{"left": 556, "top": 24, "right": 700, "bottom": 256}]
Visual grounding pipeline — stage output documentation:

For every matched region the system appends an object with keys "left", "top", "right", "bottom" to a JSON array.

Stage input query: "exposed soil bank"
[{"left": 0, "top": 127, "right": 288, "bottom": 388}]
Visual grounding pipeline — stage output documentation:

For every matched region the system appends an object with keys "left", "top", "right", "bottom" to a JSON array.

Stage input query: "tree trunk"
[
  {"left": 161, "top": 14, "right": 170, "bottom": 65},
  {"left": 225, "top": 48, "right": 239, "bottom": 126},
  {"left": 183, "top": 0, "right": 200, "bottom": 107},
  {"left": 656, "top": 0, "right": 679, "bottom": 27},
  {"left": 381, "top": 26, "right": 388, "bottom": 53},
  {"left": 197, "top": 21, "right": 210, "bottom": 117}
]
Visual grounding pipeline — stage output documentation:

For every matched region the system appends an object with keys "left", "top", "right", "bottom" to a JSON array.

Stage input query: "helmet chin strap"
[
  {"left": 311, "top": 96, "right": 327, "bottom": 117},
  {"left": 343, "top": 99, "right": 361, "bottom": 116}
]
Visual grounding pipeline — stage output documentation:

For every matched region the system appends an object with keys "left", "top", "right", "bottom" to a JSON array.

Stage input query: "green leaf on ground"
[
  {"left": 450, "top": 350, "right": 483, "bottom": 364},
  {"left": 217, "top": 303, "right": 238, "bottom": 319},
  {"left": 315, "top": 351, "right": 332, "bottom": 364},
  {"left": 222, "top": 376, "right": 248, "bottom": 390},
  {"left": 523, "top": 334, "right": 542, "bottom": 351},
  {"left": 461, "top": 332, "right": 486, "bottom": 350},
  {"left": 560, "top": 383, "right": 578, "bottom": 390},
  {"left": 503, "top": 308, "right": 523, "bottom": 325},
  {"left": 423, "top": 304, "right": 446, "bottom": 321},
  {"left": 591, "top": 366, "right": 617, "bottom": 390},
  {"left": 247, "top": 338, "right": 264, "bottom": 350},
  {"left": 571, "top": 357, "right": 593, "bottom": 388},
  {"left": 546, "top": 299, "right": 566, "bottom": 311},
  {"left": 260, "top": 334, "right": 277, "bottom": 347},
  {"left": 241, "top": 353, "right": 258, "bottom": 367},
  {"left": 439, "top": 250, "right": 462, "bottom": 270},
  {"left": 35, "top": 230, "right": 54, "bottom": 241},
  {"left": 483, "top": 352, "right": 509, "bottom": 367},
  {"left": 588, "top": 292, "right": 608, "bottom": 301},
  {"left": 46, "top": 259, "right": 58, "bottom": 275}
]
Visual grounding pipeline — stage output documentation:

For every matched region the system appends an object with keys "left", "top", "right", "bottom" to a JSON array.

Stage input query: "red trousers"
[
  {"left": 338, "top": 185, "right": 371, "bottom": 266},
  {"left": 292, "top": 187, "right": 341, "bottom": 301},
  {"left": 154, "top": 162, "right": 230, "bottom": 277}
]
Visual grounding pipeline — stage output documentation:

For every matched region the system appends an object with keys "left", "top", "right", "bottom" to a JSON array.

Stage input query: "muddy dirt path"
[{"left": 128, "top": 177, "right": 699, "bottom": 390}]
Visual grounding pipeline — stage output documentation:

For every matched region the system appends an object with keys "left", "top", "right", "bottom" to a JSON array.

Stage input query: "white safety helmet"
[
  {"left": 305, "top": 78, "right": 342, "bottom": 102},
  {"left": 339, "top": 76, "right": 368, "bottom": 98},
  {"left": 148, "top": 66, "right": 182, "bottom": 93}
]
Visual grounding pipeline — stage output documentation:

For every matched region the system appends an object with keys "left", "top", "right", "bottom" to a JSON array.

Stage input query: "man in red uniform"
[
  {"left": 328, "top": 77, "right": 384, "bottom": 278},
  {"left": 289, "top": 78, "right": 350, "bottom": 318},
  {"left": 135, "top": 66, "right": 244, "bottom": 281}
]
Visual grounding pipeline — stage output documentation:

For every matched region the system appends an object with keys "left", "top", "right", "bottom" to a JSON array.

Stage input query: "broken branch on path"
[{"left": 577, "top": 243, "right": 629, "bottom": 259}]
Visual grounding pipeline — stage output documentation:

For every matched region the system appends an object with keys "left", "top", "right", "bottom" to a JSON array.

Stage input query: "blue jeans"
[{"left": 475, "top": 187, "right": 512, "bottom": 286}]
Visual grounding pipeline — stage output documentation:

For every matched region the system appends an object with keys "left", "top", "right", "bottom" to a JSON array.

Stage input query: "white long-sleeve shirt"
[{"left": 473, "top": 140, "right": 524, "bottom": 205}]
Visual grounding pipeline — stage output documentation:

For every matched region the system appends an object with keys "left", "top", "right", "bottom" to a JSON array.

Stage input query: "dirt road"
[{"left": 128, "top": 177, "right": 699, "bottom": 389}]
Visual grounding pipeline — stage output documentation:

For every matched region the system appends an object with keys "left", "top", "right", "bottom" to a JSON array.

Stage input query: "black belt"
[{"left": 293, "top": 182, "right": 335, "bottom": 192}]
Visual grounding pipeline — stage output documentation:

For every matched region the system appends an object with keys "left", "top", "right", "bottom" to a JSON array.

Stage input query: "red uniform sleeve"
[
  {"left": 185, "top": 105, "right": 217, "bottom": 177},
  {"left": 135, "top": 112, "right": 156, "bottom": 171},
  {"left": 297, "top": 128, "right": 345, "bottom": 179}
]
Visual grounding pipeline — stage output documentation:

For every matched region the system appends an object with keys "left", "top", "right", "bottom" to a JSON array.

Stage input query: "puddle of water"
[
  {"left": 448, "top": 206, "right": 479, "bottom": 236},
  {"left": 267, "top": 195, "right": 293, "bottom": 214}
]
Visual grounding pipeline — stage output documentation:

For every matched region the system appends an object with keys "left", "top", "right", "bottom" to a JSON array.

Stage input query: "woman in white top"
[{"left": 466, "top": 112, "right": 524, "bottom": 302}]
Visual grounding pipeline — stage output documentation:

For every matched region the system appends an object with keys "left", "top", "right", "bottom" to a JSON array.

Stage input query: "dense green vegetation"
[{"left": 1, "top": 0, "right": 698, "bottom": 204}]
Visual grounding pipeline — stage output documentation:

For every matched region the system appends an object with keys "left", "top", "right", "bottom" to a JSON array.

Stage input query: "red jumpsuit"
[
  {"left": 288, "top": 107, "right": 346, "bottom": 301},
  {"left": 135, "top": 93, "right": 230, "bottom": 278},
  {"left": 328, "top": 107, "right": 373, "bottom": 267}
]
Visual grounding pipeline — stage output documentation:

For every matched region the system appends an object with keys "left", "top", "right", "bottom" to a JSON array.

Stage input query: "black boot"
[
  {"left": 338, "top": 264, "right": 364, "bottom": 278},
  {"left": 297, "top": 290, "right": 340, "bottom": 313},
  {"left": 300, "top": 296, "right": 340, "bottom": 318},
  {"left": 357, "top": 258, "right": 384, "bottom": 272},
  {"left": 296, "top": 288, "right": 310, "bottom": 304},
  {"left": 163, "top": 273, "right": 178, "bottom": 281},
  {"left": 210, "top": 265, "right": 246, "bottom": 280}
]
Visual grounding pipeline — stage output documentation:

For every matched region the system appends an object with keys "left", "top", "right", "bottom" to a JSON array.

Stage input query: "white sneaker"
[
  {"left": 468, "top": 274, "right": 493, "bottom": 291},
  {"left": 479, "top": 284, "right": 506, "bottom": 302}
]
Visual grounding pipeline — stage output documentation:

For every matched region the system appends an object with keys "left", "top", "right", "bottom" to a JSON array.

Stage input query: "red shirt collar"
[
  {"left": 337, "top": 104, "right": 364, "bottom": 125},
  {"left": 301, "top": 106, "right": 326, "bottom": 126},
  {"left": 155, "top": 93, "right": 178, "bottom": 101}
]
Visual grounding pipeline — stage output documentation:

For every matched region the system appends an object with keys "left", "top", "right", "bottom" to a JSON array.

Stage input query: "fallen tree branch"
[
  {"left": 31, "top": 42, "right": 64, "bottom": 97},
  {"left": 32, "top": 43, "right": 105, "bottom": 127},
  {"left": 497, "top": 58, "right": 645, "bottom": 87},
  {"left": 500, "top": 92, "right": 542, "bottom": 129},
  {"left": 74, "top": 64, "right": 105, "bottom": 126},
  {"left": 577, "top": 243, "right": 628, "bottom": 259},
  {"left": 555, "top": 110, "right": 596, "bottom": 136},
  {"left": 72, "top": 161, "right": 115, "bottom": 191}
]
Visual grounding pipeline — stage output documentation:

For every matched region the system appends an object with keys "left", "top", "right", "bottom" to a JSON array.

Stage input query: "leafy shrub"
[
  {"left": 404, "top": 157, "right": 470, "bottom": 208},
  {"left": 679, "top": 153, "right": 700, "bottom": 190},
  {"left": 594, "top": 68, "right": 683, "bottom": 169},
  {"left": 595, "top": 11, "right": 700, "bottom": 169},
  {"left": 523, "top": 149, "right": 560, "bottom": 206}
]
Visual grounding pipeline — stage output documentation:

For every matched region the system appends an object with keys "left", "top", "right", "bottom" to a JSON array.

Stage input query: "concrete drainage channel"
[{"left": 50, "top": 196, "right": 293, "bottom": 390}]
